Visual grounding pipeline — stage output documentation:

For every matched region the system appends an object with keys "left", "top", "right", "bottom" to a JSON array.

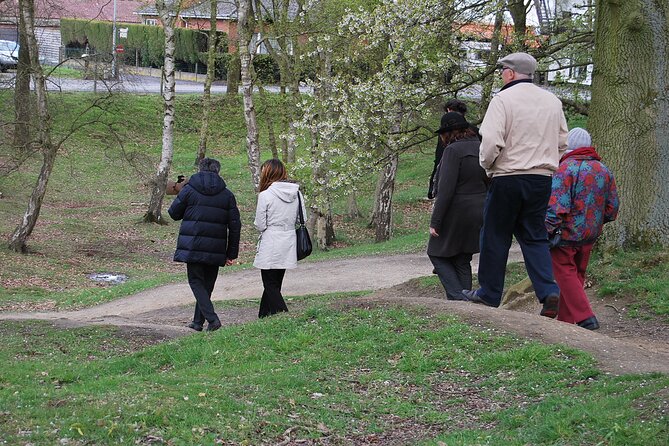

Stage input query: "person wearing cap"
[
  {"left": 545, "top": 128, "right": 619, "bottom": 330},
  {"left": 427, "top": 99, "right": 480, "bottom": 199},
  {"left": 463, "top": 52, "right": 568, "bottom": 318},
  {"left": 428, "top": 112, "right": 488, "bottom": 301}
]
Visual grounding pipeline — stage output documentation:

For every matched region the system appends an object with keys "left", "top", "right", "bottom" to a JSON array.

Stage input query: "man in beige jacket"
[{"left": 463, "top": 52, "right": 568, "bottom": 318}]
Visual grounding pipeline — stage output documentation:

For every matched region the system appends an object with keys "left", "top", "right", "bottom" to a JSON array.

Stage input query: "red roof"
[{"left": 36, "top": 0, "right": 147, "bottom": 23}]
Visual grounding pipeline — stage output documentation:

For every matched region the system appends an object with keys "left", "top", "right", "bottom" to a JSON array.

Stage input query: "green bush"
[
  {"left": 60, "top": 19, "right": 228, "bottom": 70},
  {"left": 253, "top": 54, "right": 280, "bottom": 84}
]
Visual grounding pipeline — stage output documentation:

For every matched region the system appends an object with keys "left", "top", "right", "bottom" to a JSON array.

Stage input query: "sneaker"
[
  {"left": 206, "top": 319, "right": 222, "bottom": 332},
  {"left": 462, "top": 289, "right": 496, "bottom": 307},
  {"left": 540, "top": 294, "right": 559, "bottom": 319},
  {"left": 577, "top": 316, "right": 600, "bottom": 330},
  {"left": 187, "top": 322, "right": 203, "bottom": 332}
]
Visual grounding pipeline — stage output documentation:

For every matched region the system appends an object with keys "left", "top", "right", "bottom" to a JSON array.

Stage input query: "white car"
[{"left": 0, "top": 40, "right": 20, "bottom": 71}]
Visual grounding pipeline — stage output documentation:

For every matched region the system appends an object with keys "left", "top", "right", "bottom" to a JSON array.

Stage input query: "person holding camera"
[{"left": 168, "top": 158, "right": 241, "bottom": 332}]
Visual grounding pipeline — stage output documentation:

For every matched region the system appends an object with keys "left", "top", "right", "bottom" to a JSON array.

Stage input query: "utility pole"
[{"left": 111, "top": 0, "right": 117, "bottom": 78}]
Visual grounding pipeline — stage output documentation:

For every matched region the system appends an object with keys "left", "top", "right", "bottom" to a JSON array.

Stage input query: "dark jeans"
[
  {"left": 187, "top": 263, "right": 220, "bottom": 325},
  {"left": 259, "top": 269, "right": 288, "bottom": 318},
  {"left": 477, "top": 175, "right": 559, "bottom": 306},
  {"left": 429, "top": 254, "right": 473, "bottom": 300}
]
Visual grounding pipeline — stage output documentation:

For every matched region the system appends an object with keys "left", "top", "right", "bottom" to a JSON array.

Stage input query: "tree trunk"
[
  {"left": 196, "top": 0, "right": 218, "bottom": 165},
  {"left": 226, "top": 55, "right": 240, "bottom": 96},
  {"left": 347, "top": 192, "right": 363, "bottom": 219},
  {"left": 479, "top": 3, "right": 505, "bottom": 120},
  {"left": 507, "top": 0, "right": 529, "bottom": 51},
  {"left": 13, "top": 12, "right": 31, "bottom": 153},
  {"left": 8, "top": 0, "right": 57, "bottom": 253},
  {"left": 370, "top": 150, "right": 399, "bottom": 242},
  {"left": 590, "top": 0, "right": 669, "bottom": 247},
  {"left": 238, "top": 0, "right": 261, "bottom": 191},
  {"left": 144, "top": 1, "right": 179, "bottom": 224},
  {"left": 258, "top": 83, "right": 279, "bottom": 158}
]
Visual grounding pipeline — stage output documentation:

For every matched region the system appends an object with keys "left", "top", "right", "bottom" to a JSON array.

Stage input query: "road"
[{"left": 0, "top": 72, "right": 310, "bottom": 94}]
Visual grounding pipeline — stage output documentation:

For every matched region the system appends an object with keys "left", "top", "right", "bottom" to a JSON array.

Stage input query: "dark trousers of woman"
[
  {"left": 259, "top": 269, "right": 288, "bottom": 318},
  {"left": 429, "top": 254, "right": 473, "bottom": 301},
  {"left": 187, "top": 262, "right": 220, "bottom": 325}
]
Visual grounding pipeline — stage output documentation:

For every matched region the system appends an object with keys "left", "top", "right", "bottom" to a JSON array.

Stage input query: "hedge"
[{"left": 60, "top": 18, "right": 228, "bottom": 68}]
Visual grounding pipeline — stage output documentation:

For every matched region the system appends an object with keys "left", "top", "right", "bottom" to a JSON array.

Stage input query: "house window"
[{"left": 144, "top": 18, "right": 158, "bottom": 26}]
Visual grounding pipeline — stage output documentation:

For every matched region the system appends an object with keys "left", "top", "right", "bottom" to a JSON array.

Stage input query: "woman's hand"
[{"left": 429, "top": 227, "right": 439, "bottom": 237}]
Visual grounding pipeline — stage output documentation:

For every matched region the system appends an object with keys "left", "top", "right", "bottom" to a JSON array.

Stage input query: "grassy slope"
[
  {"left": 0, "top": 91, "right": 435, "bottom": 309},
  {"left": 0, "top": 297, "right": 667, "bottom": 445}
]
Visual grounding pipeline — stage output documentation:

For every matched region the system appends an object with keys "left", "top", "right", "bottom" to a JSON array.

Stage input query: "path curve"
[{"left": 1, "top": 251, "right": 482, "bottom": 322}]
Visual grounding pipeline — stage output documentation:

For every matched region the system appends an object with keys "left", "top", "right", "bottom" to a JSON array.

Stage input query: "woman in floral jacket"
[{"left": 545, "top": 128, "right": 619, "bottom": 330}]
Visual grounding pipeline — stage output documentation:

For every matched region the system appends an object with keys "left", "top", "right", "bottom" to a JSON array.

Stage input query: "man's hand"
[
  {"left": 429, "top": 227, "right": 439, "bottom": 237},
  {"left": 225, "top": 259, "right": 236, "bottom": 266}
]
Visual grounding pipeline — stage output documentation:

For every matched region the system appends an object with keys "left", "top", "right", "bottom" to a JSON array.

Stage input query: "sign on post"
[
  {"left": 115, "top": 44, "right": 125, "bottom": 54},
  {"left": 119, "top": 28, "right": 128, "bottom": 39}
]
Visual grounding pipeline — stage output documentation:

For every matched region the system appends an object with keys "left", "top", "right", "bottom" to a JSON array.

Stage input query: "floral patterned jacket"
[{"left": 545, "top": 147, "right": 619, "bottom": 246}]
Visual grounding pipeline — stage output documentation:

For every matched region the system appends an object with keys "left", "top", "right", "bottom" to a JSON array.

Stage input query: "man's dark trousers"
[
  {"left": 477, "top": 175, "right": 559, "bottom": 306},
  {"left": 187, "top": 263, "right": 220, "bottom": 325}
]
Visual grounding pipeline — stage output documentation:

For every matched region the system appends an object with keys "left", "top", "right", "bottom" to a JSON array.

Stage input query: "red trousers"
[{"left": 550, "top": 243, "right": 595, "bottom": 324}]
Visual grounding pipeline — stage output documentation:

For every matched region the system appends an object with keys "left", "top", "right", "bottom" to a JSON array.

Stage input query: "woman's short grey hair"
[{"left": 199, "top": 157, "right": 221, "bottom": 174}]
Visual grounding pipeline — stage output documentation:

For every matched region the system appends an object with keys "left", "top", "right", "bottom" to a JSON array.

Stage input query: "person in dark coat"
[
  {"left": 428, "top": 112, "right": 488, "bottom": 301},
  {"left": 427, "top": 99, "right": 480, "bottom": 199},
  {"left": 168, "top": 158, "right": 241, "bottom": 332}
]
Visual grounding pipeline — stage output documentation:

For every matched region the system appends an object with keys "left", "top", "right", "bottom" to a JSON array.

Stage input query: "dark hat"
[
  {"left": 436, "top": 112, "right": 469, "bottom": 134},
  {"left": 497, "top": 52, "right": 537, "bottom": 75}
]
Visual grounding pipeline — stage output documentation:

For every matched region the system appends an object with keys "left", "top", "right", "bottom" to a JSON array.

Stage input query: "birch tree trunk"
[
  {"left": 196, "top": 0, "right": 218, "bottom": 165},
  {"left": 238, "top": 0, "right": 261, "bottom": 191},
  {"left": 370, "top": 150, "right": 399, "bottom": 242},
  {"left": 590, "top": 0, "right": 669, "bottom": 248},
  {"left": 144, "top": 0, "right": 179, "bottom": 224},
  {"left": 8, "top": 0, "right": 57, "bottom": 252}
]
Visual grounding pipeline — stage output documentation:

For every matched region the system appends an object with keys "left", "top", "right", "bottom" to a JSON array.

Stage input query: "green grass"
[
  {"left": 588, "top": 248, "right": 669, "bottom": 319},
  {"left": 44, "top": 65, "right": 86, "bottom": 79},
  {"left": 0, "top": 295, "right": 666, "bottom": 445}
]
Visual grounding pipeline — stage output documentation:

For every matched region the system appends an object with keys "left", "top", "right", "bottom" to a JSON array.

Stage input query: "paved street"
[{"left": 0, "top": 72, "right": 310, "bottom": 94}]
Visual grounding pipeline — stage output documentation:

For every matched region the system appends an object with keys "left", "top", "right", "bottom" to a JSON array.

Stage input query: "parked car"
[{"left": 0, "top": 40, "right": 20, "bottom": 71}]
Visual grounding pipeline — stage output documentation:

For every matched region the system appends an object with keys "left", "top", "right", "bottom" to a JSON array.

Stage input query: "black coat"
[
  {"left": 428, "top": 137, "right": 488, "bottom": 257},
  {"left": 168, "top": 171, "right": 241, "bottom": 266},
  {"left": 428, "top": 124, "right": 480, "bottom": 198}
]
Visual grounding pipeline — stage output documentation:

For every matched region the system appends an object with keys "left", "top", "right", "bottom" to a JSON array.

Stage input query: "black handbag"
[{"left": 296, "top": 192, "right": 312, "bottom": 260}]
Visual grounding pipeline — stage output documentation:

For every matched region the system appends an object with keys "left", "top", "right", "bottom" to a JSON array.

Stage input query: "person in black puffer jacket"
[{"left": 168, "top": 158, "right": 241, "bottom": 332}]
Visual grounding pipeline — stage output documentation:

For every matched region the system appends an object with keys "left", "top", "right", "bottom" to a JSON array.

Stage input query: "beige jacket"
[{"left": 479, "top": 81, "right": 568, "bottom": 177}]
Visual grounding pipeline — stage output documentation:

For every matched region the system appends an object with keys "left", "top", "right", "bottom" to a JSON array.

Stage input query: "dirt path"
[{"left": 2, "top": 247, "right": 668, "bottom": 376}]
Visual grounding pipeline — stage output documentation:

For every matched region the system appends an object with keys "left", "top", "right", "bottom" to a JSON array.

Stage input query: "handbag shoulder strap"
[{"left": 296, "top": 190, "right": 305, "bottom": 225}]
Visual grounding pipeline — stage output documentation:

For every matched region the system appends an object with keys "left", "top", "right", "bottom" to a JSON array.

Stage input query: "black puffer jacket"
[{"left": 168, "top": 171, "right": 241, "bottom": 266}]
